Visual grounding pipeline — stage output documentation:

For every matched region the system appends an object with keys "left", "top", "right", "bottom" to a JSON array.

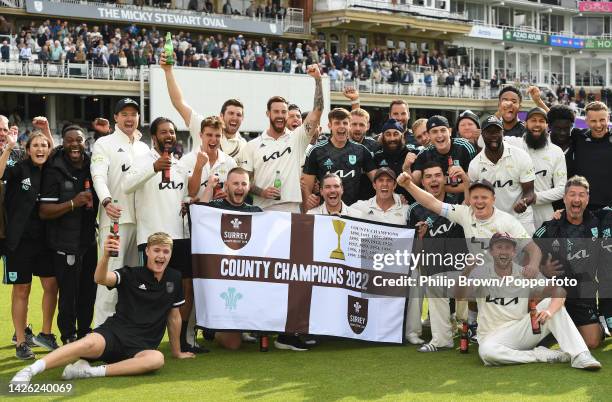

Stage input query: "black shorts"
[
  {"left": 3, "top": 238, "right": 54, "bottom": 285},
  {"left": 565, "top": 299, "right": 600, "bottom": 327},
  {"left": 93, "top": 325, "right": 146, "bottom": 364},
  {"left": 138, "top": 239, "right": 192, "bottom": 279}
]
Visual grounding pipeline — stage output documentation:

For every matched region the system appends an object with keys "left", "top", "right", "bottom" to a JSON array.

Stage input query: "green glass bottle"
[
  {"left": 164, "top": 32, "right": 174, "bottom": 65},
  {"left": 273, "top": 170, "right": 281, "bottom": 200}
]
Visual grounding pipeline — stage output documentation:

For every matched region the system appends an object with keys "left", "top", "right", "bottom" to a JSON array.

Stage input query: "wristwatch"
[{"left": 102, "top": 197, "right": 112, "bottom": 208}]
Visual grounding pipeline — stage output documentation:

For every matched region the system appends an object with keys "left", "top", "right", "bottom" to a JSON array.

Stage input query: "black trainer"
[
  {"left": 467, "top": 323, "right": 478, "bottom": 344},
  {"left": 301, "top": 334, "right": 318, "bottom": 346},
  {"left": 183, "top": 344, "right": 210, "bottom": 354},
  {"left": 274, "top": 334, "right": 310, "bottom": 351},
  {"left": 62, "top": 335, "right": 78, "bottom": 345},
  {"left": 12, "top": 324, "right": 36, "bottom": 347},
  {"left": 16, "top": 342, "right": 35, "bottom": 360},
  {"left": 33, "top": 332, "right": 59, "bottom": 351}
]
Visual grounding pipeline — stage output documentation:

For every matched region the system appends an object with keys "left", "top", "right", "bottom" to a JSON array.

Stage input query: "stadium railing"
[{"left": 0, "top": 59, "right": 499, "bottom": 99}]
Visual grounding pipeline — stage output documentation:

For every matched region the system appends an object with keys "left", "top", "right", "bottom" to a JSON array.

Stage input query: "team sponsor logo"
[
  {"left": 121, "top": 164, "right": 130, "bottom": 172},
  {"left": 493, "top": 179, "right": 513, "bottom": 188},
  {"left": 166, "top": 281, "right": 175, "bottom": 294},
  {"left": 535, "top": 169, "right": 547, "bottom": 177},
  {"left": 591, "top": 227, "right": 599, "bottom": 238},
  {"left": 220, "top": 214, "right": 252, "bottom": 250},
  {"left": 379, "top": 159, "right": 388, "bottom": 167},
  {"left": 64, "top": 180, "right": 74, "bottom": 191},
  {"left": 21, "top": 178, "right": 31, "bottom": 191},
  {"left": 485, "top": 296, "right": 519, "bottom": 305},
  {"left": 323, "top": 158, "right": 333, "bottom": 170},
  {"left": 262, "top": 147, "right": 291, "bottom": 162},
  {"left": 138, "top": 283, "right": 147, "bottom": 290},
  {"left": 159, "top": 181, "right": 184, "bottom": 190},
  {"left": 220, "top": 287, "right": 242, "bottom": 311},
  {"left": 347, "top": 295, "right": 368, "bottom": 334},
  {"left": 552, "top": 239, "right": 560, "bottom": 252},
  {"left": 603, "top": 228, "right": 611, "bottom": 239},
  {"left": 348, "top": 154, "right": 357, "bottom": 165},
  {"left": 333, "top": 169, "right": 356, "bottom": 178},
  {"left": 117, "top": 148, "right": 125, "bottom": 152}
]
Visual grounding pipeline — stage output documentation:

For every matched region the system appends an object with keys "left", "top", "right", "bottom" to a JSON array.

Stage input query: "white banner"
[
  {"left": 190, "top": 205, "right": 414, "bottom": 343},
  {"left": 469, "top": 25, "right": 504, "bottom": 40}
]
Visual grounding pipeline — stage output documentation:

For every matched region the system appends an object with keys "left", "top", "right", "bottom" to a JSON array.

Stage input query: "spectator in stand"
[{"left": 1, "top": 40, "right": 10, "bottom": 62}]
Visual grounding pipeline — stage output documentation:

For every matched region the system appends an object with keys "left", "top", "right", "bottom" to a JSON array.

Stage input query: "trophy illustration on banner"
[{"left": 330, "top": 219, "right": 346, "bottom": 260}]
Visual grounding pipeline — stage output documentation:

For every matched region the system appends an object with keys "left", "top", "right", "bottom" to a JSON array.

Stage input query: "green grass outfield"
[{"left": 0, "top": 280, "right": 611, "bottom": 401}]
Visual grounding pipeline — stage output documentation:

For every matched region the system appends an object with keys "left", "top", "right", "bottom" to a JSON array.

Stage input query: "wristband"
[
  {"left": 102, "top": 197, "right": 112, "bottom": 208},
  {"left": 70, "top": 200, "right": 74, "bottom": 211},
  {"left": 351, "top": 99, "right": 360, "bottom": 105}
]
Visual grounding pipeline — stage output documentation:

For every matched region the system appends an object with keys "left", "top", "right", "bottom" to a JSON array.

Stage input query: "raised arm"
[
  {"left": 0, "top": 131, "right": 16, "bottom": 179},
  {"left": 32, "top": 116, "right": 55, "bottom": 149},
  {"left": 528, "top": 86, "right": 550, "bottom": 113},
  {"left": 94, "top": 235, "right": 120, "bottom": 287},
  {"left": 302, "top": 64, "right": 324, "bottom": 140},
  {"left": 160, "top": 52, "right": 193, "bottom": 127},
  {"left": 343, "top": 86, "right": 360, "bottom": 110}
]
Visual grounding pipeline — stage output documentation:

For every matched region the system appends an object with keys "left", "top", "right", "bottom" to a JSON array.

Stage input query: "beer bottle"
[
  {"left": 460, "top": 322, "right": 469, "bottom": 353},
  {"left": 164, "top": 32, "right": 174, "bottom": 65},
  {"left": 162, "top": 144, "right": 171, "bottom": 183},
  {"left": 84, "top": 178, "right": 93, "bottom": 210},
  {"left": 447, "top": 156, "right": 460, "bottom": 186},
  {"left": 529, "top": 299, "right": 541, "bottom": 334},
  {"left": 259, "top": 334, "right": 269, "bottom": 352},
  {"left": 273, "top": 170, "right": 281, "bottom": 200},
  {"left": 212, "top": 173, "right": 223, "bottom": 198},
  {"left": 110, "top": 200, "right": 120, "bottom": 257}
]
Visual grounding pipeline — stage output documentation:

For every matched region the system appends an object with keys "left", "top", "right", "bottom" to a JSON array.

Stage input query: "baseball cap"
[
  {"left": 114, "top": 98, "right": 139, "bottom": 114},
  {"left": 381, "top": 118, "right": 404, "bottom": 134},
  {"left": 426, "top": 115, "right": 450, "bottom": 131},
  {"left": 481, "top": 115, "right": 503, "bottom": 132},
  {"left": 490, "top": 232, "right": 517, "bottom": 247},
  {"left": 373, "top": 167, "right": 397, "bottom": 181},
  {"left": 468, "top": 179, "right": 495, "bottom": 194},
  {"left": 455, "top": 110, "right": 480, "bottom": 129},
  {"left": 527, "top": 107, "right": 548, "bottom": 121}
]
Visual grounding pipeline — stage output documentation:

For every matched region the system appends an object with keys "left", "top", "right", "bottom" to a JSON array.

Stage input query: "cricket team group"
[{"left": 5, "top": 54, "right": 612, "bottom": 385}]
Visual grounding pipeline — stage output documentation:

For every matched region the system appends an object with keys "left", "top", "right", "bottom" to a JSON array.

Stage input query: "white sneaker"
[
  {"left": 533, "top": 346, "right": 571, "bottom": 364},
  {"left": 62, "top": 359, "right": 93, "bottom": 380},
  {"left": 241, "top": 332, "right": 257, "bottom": 343},
  {"left": 571, "top": 351, "right": 602, "bottom": 370},
  {"left": 10, "top": 366, "right": 34, "bottom": 385},
  {"left": 406, "top": 333, "right": 425, "bottom": 345},
  {"left": 417, "top": 342, "right": 454, "bottom": 352}
]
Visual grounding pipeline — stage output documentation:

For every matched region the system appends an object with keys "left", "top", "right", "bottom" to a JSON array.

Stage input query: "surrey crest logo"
[
  {"left": 221, "top": 287, "right": 242, "bottom": 311},
  {"left": 21, "top": 178, "right": 31, "bottom": 191},
  {"left": 221, "top": 213, "right": 252, "bottom": 250},
  {"left": 347, "top": 295, "right": 368, "bottom": 334},
  {"left": 34, "top": 1, "right": 43, "bottom": 12}
]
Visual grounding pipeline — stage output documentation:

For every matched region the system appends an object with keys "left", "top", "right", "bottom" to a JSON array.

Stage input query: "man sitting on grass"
[
  {"left": 459, "top": 232, "right": 601, "bottom": 370},
  {"left": 11, "top": 232, "right": 195, "bottom": 385}
]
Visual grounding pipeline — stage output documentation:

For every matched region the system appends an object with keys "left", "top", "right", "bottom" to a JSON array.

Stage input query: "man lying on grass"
[{"left": 11, "top": 232, "right": 195, "bottom": 385}]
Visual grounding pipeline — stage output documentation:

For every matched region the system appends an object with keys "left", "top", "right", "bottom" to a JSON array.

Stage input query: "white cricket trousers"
[
  {"left": 424, "top": 272, "right": 456, "bottom": 347},
  {"left": 94, "top": 223, "right": 138, "bottom": 327},
  {"left": 478, "top": 298, "right": 590, "bottom": 366},
  {"left": 405, "top": 268, "right": 423, "bottom": 337}
]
